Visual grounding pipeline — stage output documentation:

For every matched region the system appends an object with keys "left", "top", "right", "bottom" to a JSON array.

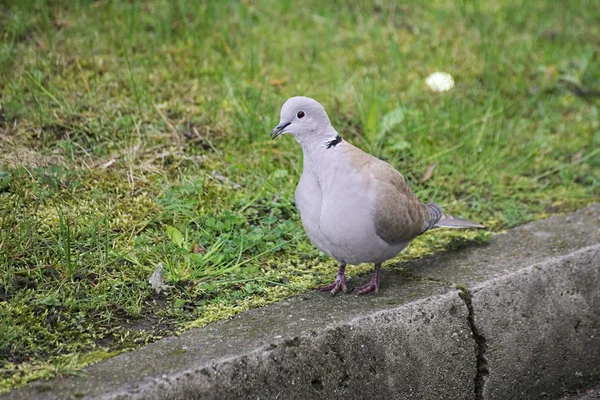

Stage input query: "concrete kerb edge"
[
  {"left": 465, "top": 244, "right": 600, "bottom": 400},
  {"left": 104, "top": 289, "right": 474, "bottom": 400},
  {"left": 108, "top": 240, "right": 600, "bottom": 400}
]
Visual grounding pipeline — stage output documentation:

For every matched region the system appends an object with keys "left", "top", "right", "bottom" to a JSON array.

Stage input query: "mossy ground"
[{"left": 1, "top": 0, "right": 599, "bottom": 392}]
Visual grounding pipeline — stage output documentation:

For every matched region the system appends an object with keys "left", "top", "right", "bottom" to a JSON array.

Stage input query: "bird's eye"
[{"left": 297, "top": 111, "right": 306, "bottom": 119}]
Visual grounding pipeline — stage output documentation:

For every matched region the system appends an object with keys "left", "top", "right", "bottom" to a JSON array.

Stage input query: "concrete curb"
[
  {"left": 561, "top": 384, "right": 600, "bottom": 399},
  {"left": 5, "top": 203, "right": 600, "bottom": 400}
]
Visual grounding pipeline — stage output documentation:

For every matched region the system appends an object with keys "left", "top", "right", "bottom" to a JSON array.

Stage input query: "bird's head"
[{"left": 270, "top": 97, "right": 336, "bottom": 145}]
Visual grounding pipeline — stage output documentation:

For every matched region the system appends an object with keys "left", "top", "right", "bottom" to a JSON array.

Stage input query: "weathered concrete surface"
[
  {"left": 7, "top": 283, "right": 475, "bottom": 400},
  {"left": 473, "top": 246, "right": 600, "bottom": 399},
  {"left": 560, "top": 384, "right": 600, "bottom": 400},
  {"left": 4, "top": 203, "right": 600, "bottom": 400},
  {"left": 401, "top": 203, "right": 600, "bottom": 399}
]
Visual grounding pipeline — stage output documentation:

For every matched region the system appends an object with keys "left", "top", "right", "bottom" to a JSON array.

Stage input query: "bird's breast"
[
  {"left": 295, "top": 171, "right": 327, "bottom": 250},
  {"left": 295, "top": 166, "right": 400, "bottom": 264}
]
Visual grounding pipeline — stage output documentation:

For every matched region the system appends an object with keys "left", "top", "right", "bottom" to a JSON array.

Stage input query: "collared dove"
[{"left": 271, "top": 96, "right": 484, "bottom": 296}]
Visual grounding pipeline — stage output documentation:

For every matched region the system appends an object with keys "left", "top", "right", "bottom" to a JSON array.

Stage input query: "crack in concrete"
[
  {"left": 395, "top": 269, "right": 490, "bottom": 399},
  {"left": 458, "top": 288, "right": 489, "bottom": 400}
]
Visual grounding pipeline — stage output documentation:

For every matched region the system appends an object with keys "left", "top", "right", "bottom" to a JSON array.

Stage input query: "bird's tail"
[
  {"left": 434, "top": 214, "right": 485, "bottom": 229},
  {"left": 425, "top": 202, "right": 485, "bottom": 229}
]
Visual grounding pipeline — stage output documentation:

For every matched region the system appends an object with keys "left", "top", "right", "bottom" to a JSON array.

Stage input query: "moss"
[
  {"left": 171, "top": 348, "right": 187, "bottom": 356},
  {"left": 1, "top": 0, "right": 599, "bottom": 392}
]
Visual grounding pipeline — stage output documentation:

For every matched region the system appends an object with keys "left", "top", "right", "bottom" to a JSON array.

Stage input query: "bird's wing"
[{"left": 366, "top": 157, "right": 430, "bottom": 244}]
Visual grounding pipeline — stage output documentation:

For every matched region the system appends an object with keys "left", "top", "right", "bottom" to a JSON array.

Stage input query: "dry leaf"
[
  {"left": 96, "top": 158, "right": 116, "bottom": 169},
  {"left": 542, "top": 65, "right": 558, "bottom": 88},
  {"left": 420, "top": 162, "right": 438, "bottom": 182},
  {"left": 149, "top": 263, "right": 168, "bottom": 294},
  {"left": 269, "top": 78, "right": 288, "bottom": 87},
  {"left": 192, "top": 243, "right": 206, "bottom": 254}
]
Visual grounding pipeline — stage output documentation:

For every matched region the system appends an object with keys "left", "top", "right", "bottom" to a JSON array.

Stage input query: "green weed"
[{"left": 1, "top": 0, "right": 599, "bottom": 392}]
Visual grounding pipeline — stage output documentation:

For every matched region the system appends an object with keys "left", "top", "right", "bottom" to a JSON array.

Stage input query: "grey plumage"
[{"left": 271, "top": 96, "right": 484, "bottom": 295}]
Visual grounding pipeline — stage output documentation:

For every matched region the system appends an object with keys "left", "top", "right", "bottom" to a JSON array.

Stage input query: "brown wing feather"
[{"left": 368, "top": 159, "right": 429, "bottom": 244}]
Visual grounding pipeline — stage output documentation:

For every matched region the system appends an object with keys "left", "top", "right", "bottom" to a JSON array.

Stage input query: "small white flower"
[{"left": 425, "top": 72, "right": 455, "bottom": 92}]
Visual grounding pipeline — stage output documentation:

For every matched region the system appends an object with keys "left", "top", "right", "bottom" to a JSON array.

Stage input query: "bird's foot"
[
  {"left": 355, "top": 263, "right": 381, "bottom": 296},
  {"left": 355, "top": 280, "right": 379, "bottom": 296},
  {"left": 319, "top": 263, "right": 348, "bottom": 296},
  {"left": 319, "top": 276, "right": 348, "bottom": 295},
  {"left": 319, "top": 276, "right": 348, "bottom": 296}
]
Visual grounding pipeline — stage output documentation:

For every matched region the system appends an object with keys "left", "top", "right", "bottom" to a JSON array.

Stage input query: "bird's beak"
[{"left": 270, "top": 121, "right": 291, "bottom": 139}]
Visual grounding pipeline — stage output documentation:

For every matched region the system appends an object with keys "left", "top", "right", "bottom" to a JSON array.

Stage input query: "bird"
[{"left": 270, "top": 96, "right": 484, "bottom": 296}]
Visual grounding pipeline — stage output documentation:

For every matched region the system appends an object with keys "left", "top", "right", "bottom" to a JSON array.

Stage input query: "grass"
[{"left": 0, "top": 0, "right": 599, "bottom": 392}]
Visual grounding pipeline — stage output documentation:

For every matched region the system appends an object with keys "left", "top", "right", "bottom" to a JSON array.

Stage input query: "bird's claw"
[
  {"left": 319, "top": 278, "right": 348, "bottom": 296},
  {"left": 355, "top": 281, "right": 379, "bottom": 296}
]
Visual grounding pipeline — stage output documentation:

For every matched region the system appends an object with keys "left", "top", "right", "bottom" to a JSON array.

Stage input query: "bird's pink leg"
[
  {"left": 319, "top": 262, "right": 348, "bottom": 295},
  {"left": 355, "top": 263, "right": 381, "bottom": 296}
]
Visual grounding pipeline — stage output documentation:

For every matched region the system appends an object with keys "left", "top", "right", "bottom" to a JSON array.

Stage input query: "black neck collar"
[{"left": 326, "top": 135, "right": 342, "bottom": 149}]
